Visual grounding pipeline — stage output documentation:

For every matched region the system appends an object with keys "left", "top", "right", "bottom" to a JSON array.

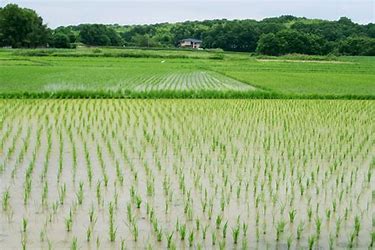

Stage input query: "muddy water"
[{"left": 0, "top": 99, "right": 374, "bottom": 249}]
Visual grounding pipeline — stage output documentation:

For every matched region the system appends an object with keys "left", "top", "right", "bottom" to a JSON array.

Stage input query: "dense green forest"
[{"left": 1, "top": 3, "right": 374, "bottom": 55}]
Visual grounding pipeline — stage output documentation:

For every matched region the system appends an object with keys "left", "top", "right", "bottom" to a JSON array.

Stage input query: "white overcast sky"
[{"left": 2, "top": 0, "right": 374, "bottom": 28}]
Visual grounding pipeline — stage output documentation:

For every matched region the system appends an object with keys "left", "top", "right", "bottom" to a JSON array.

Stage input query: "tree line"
[{"left": 1, "top": 4, "right": 374, "bottom": 56}]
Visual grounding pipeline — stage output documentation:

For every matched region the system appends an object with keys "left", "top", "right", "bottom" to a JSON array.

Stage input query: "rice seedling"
[
  {"left": 348, "top": 230, "right": 356, "bottom": 248},
  {"left": 329, "top": 234, "right": 335, "bottom": 250},
  {"left": 288, "top": 209, "right": 296, "bottom": 223},
  {"left": 179, "top": 223, "right": 186, "bottom": 240},
  {"left": 58, "top": 184, "right": 66, "bottom": 205},
  {"left": 287, "top": 235, "right": 293, "bottom": 249},
  {"left": 296, "top": 221, "right": 304, "bottom": 240},
  {"left": 76, "top": 181, "right": 84, "bottom": 205},
  {"left": 215, "top": 215, "right": 222, "bottom": 229},
  {"left": 242, "top": 223, "right": 248, "bottom": 237},
  {"left": 86, "top": 225, "right": 92, "bottom": 242},
  {"left": 21, "top": 234, "right": 27, "bottom": 250},
  {"left": 276, "top": 220, "right": 286, "bottom": 241},
  {"left": 65, "top": 210, "right": 73, "bottom": 232},
  {"left": 354, "top": 216, "right": 361, "bottom": 236},
  {"left": 120, "top": 239, "right": 125, "bottom": 250},
  {"left": 232, "top": 224, "right": 240, "bottom": 244},
  {"left": 202, "top": 225, "right": 209, "bottom": 240},
  {"left": 166, "top": 232, "right": 174, "bottom": 249},
  {"left": 188, "top": 231, "right": 194, "bottom": 247},
  {"left": 2, "top": 189, "right": 10, "bottom": 211},
  {"left": 370, "top": 231, "right": 375, "bottom": 248},
  {"left": 219, "top": 239, "right": 226, "bottom": 250},
  {"left": 222, "top": 221, "right": 228, "bottom": 239},
  {"left": 108, "top": 202, "right": 117, "bottom": 242},
  {"left": 308, "top": 235, "right": 316, "bottom": 250},
  {"left": 156, "top": 227, "right": 163, "bottom": 242},
  {"left": 22, "top": 217, "right": 28, "bottom": 233},
  {"left": 71, "top": 237, "right": 77, "bottom": 250},
  {"left": 335, "top": 217, "right": 341, "bottom": 238},
  {"left": 315, "top": 217, "right": 322, "bottom": 238},
  {"left": 130, "top": 221, "right": 139, "bottom": 242},
  {"left": 212, "top": 231, "right": 216, "bottom": 246}
]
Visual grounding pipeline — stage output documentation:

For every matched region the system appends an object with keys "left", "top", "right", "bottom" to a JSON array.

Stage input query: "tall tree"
[{"left": 0, "top": 4, "right": 49, "bottom": 48}]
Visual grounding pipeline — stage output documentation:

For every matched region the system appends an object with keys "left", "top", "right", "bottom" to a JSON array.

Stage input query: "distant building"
[{"left": 179, "top": 38, "right": 202, "bottom": 49}]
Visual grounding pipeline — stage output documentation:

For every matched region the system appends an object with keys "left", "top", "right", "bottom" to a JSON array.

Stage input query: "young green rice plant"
[
  {"left": 354, "top": 216, "right": 361, "bottom": 236},
  {"left": 65, "top": 210, "right": 73, "bottom": 232},
  {"left": 308, "top": 235, "right": 316, "bottom": 250},
  {"left": 335, "top": 217, "right": 341, "bottom": 238},
  {"left": 195, "top": 218, "right": 200, "bottom": 232},
  {"left": 307, "top": 207, "right": 313, "bottom": 223},
  {"left": 108, "top": 202, "right": 117, "bottom": 242},
  {"left": 22, "top": 217, "right": 28, "bottom": 233},
  {"left": 96, "top": 181, "right": 102, "bottom": 206},
  {"left": 288, "top": 209, "right": 296, "bottom": 223},
  {"left": 329, "top": 233, "right": 334, "bottom": 250},
  {"left": 348, "top": 230, "right": 356, "bottom": 248},
  {"left": 222, "top": 221, "right": 228, "bottom": 239},
  {"left": 370, "top": 231, "right": 375, "bottom": 248},
  {"left": 2, "top": 189, "right": 10, "bottom": 212},
  {"left": 207, "top": 206, "right": 213, "bottom": 221},
  {"left": 21, "top": 234, "right": 27, "bottom": 250},
  {"left": 241, "top": 238, "right": 248, "bottom": 250},
  {"left": 41, "top": 181, "right": 49, "bottom": 207},
  {"left": 297, "top": 221, "right": 304, "bottom": 240},
  {"left": 152, "top": 217, "right": 159, "bottom": 232},
  {"left": 211, "top": 231, "right": 216, "bottom": 246},
  {"left": 276, "top": 220, "right": 286, "bottom": 241},
  {"left": 156, "top": 227, "right": 163, "bottom": 242},
  {"left": 242, "top": 223, "right": 248, "bottom": 237},
  {"left": 186, "top": 204, "right": 193, "bottom": 221},
  {"left": 202, "top": 225, "right": 209, "bottom": 240},
  {"left": 89, "top": 205, "right": 96, "bottom": 224},
  {"left": 179, "top": 223, "right": 186, "bottom": 240},
  {"left": 188, "top": 231, "right": 194, "bottom": 247},
  {"left": 287, "top": 235, "right": 293, "bottom": 249},
  {"left": 76, "top": 181, "right": 84, "bottom": 205},
  {"left": 103, "top": 173, "right": 109, "bottom": 188},
  {"left": 325, "top": 208, "right": 331, "bottom": 221},
  {"left": 127, "top": 203, "right": 133, "bottom": 224},
  {"left": 58, "top": 183, "right": 66, "bottom": 205},
  {"left": 315, "top": 217, "right": 322, "bottom": 238},
  {"left": 86, "top": 225, "right": 92, "bottom": 242},
  {"left": 120, "top": 239, "right": 125, "bottom": 250},
  {"left": 215, "top": 215, "right": 222, "bottom": 229},
  {"left": 232, "top": 224, "right": 240, "bottom": 244},
  {"left": 71, "top": 237, "right": 77, "bottom": 250},
  {"left": 166, "top": 232, "right": 174, "bottom": 249},
  {"left": 130, "top": 221, "right": 139, "bottom": 242},
  {"left": 220, "top": 196, "right": 226, "bottom": 212},
  {"left": 135, "top": 195, "right": 142, "bottom": 209},
  {"left": 147, "top": 179, "right": 154, "bottom": 196},
  {"left": 115, "top": 162, "right": 124, "bottom": 185}
]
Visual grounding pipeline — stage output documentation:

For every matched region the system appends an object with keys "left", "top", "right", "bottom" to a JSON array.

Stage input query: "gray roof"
[{"left": 181, "top": 38, "right": 202, "bottom": 43}]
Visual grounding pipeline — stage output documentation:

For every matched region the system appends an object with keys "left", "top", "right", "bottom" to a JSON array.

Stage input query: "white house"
[{"left": 179, "top": 38, "right": 202, "bottom": 49}]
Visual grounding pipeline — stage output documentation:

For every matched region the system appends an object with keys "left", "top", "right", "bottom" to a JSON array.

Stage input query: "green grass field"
[{"left": 0, "top": 48, "right": 374, "bottom": 99}]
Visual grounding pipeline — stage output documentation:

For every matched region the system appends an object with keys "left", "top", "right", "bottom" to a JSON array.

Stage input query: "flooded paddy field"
[{"left": 0, "top": 99, "right": 373, "bottom": 249}]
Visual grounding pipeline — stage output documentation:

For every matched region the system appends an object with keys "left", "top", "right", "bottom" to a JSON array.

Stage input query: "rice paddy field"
[
  {"left": 1, "top": 48, "right": 375, "bottom": 98},
  {"left": 0, "top": 99, "right": 374, "bottom": 249}
]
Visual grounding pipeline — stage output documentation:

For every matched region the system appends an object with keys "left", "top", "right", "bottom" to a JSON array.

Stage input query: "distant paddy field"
[{"left": 0, "top": 48, "right": 374, "bottom": 99}]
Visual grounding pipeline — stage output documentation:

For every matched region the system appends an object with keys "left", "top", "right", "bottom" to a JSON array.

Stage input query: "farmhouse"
[{"left": 179, "top": 38, "right": 202, "bottom": 49}]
